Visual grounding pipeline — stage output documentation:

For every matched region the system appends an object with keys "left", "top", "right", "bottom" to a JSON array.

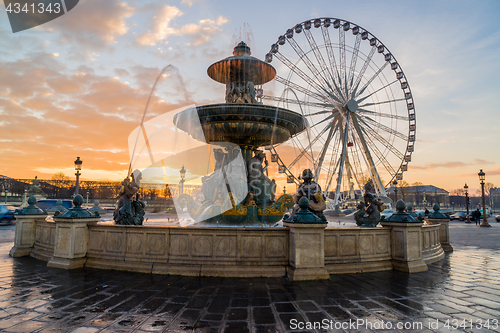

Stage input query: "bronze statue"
[
  {"left": 26, "top": 176, "right": 47, "bottom": 198},
  {"left": 114, "top": 169, "right": 145, "bottom": 225},
  {"left": 354, "top": 193, "right": 384, "bottom": 227},
  {"left": 292, "top": 169, "right": 327, "bottom": 221}
]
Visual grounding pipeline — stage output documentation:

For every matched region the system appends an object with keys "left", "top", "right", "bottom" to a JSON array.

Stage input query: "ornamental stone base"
[
  {"left": 427, "top": 218, "right": 453, "bottom": 252},
  {"left": 380, "top": 221, "right": 428, "bottom": 273},
  {"left": 47, "top": 217, "right": 100, "bottom": 269},
  {"left": 284, "top": 222, "right": 330, "bottom": 280},
  {"left": 10, "top": 215, "right": 47, "bottom": 258}
]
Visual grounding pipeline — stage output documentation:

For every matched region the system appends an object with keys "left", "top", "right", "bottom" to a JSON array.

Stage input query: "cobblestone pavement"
[{"left": 0, "top": 221, "right": 499, "bottom": 333}]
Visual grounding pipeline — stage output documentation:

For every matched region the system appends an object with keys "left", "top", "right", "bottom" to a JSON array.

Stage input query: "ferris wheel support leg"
[
  {"left": 334, "top": 113, "right": 351, "bottom": 207},
  {"left": 352, "top": 116, "right": 386, "bottom": 197}
]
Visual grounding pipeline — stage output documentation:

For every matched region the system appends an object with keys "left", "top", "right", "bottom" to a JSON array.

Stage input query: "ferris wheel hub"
[{"left": 346, "top": 99, "right": 358, "bottom": 112}]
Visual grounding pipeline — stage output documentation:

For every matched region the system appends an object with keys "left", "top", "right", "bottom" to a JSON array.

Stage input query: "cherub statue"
[
  {"left": 293, "top": 169, "right": 327, "bottom": 221},
  {"left": 354, "top": 193, "right": 384, "bottom": 227}
]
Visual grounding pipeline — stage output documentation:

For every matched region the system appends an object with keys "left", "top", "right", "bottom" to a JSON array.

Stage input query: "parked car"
[
  {"left": 450, "top": 212, "right": 468, "bottom": 221},
  {"left": 380, "top": 209, "right": 396, "bottom": 219},
  {"left": 495, "top": 214, "right": 500, "bottom": 222},
  {"left": 35, "top": 199, "right": 73, "bottom": 211},
  {"left": 0, "top": 204, "right": 15, "bottom": 225}
]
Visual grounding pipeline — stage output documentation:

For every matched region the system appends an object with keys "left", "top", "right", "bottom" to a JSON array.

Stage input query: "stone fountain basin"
[{"left": 173, "top": 103, "right": 307, "bottom": 147}]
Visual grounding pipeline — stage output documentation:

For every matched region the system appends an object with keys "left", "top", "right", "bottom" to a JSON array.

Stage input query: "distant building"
[{"left": 387, "top": 185, "right": 449, "bottom": 208}]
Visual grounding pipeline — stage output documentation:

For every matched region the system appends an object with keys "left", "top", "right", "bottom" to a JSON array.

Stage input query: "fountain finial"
[{"left": 233, "top": 41, "right": 251, "bottom": 56}]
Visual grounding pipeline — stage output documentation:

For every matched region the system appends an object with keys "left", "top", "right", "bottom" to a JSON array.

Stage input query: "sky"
[{"left": 0, "top": 0, "right": 499, "bottom": 195}]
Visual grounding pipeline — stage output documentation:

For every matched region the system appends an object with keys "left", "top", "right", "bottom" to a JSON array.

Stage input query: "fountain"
[
  {"left": 11, "top": 28, "right": 448, "bottom": 280},
  {"left": 173, "top": 41, "right": 307, "bottom": 226}
]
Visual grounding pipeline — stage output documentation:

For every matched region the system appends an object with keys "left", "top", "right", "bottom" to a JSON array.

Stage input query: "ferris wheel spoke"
[
  {"left": 315, "top": 120, "right": 340, "bottom": 181},
  {"left": 310, "top": 112, "right": 340, "bottom": 129},
  {"left": 355, "top": 117, "right": 405, "bottom": 160},
  {"left": 275, "top": 52, "right": 332, "bottom": 99},
  {"left": 275, "top": 75, "right": 329, "bottom": 103},
  {"left": 304, "top": 29, "right": 335, "bottom": 88},
  {"left": 321, "top": 26, "right": 343, "bottom": 91},
  {"left": 287, "top": 121, "right": 336, "bottom": 170},
  {"left": 361, "top": 130, "right": 398, "bottom": 178},
  {"left": 347, "top": 33, "right": 362, "bottom": 93},
  {"left": 309, "top": 109, "right": 339, "bottom": 117},
  {"left": 355, "top": 61, "right": 389, "bottom": 99},
  {"left": 359, "top": 97, "right": 407, "bottom": 108},
  {"left": 339, "top": 27, "right": 346, "bottom": 92},
  {"left": 287, "top": 37, "right": 331, "bottom": 90},
  {"left": 351, "top": 46, "right": 376, "bottom": 99},
  {"left": 358, "top": 115, "right": 408, "bottom": 141},
  {"left": 357, "top": 79, "right": 399, "bottom": 104},
  {"left": 262, "top": 95, "right": 335, "bottom": 109},
  {"left": 319, "top": 82, "right": 344, "bottom": 104},
  {"left": 357, "top": 108, "right": 409, "bottom": 121}
]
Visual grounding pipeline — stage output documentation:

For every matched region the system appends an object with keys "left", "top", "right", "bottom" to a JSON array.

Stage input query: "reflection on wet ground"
[{"left": 0, "top": 222, "right": 499, "bottom": 332}]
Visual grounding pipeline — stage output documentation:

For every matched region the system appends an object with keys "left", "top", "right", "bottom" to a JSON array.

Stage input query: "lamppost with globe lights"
[
  {"left": 478, "top": 169, "right": 491, "bottom": 227},
  {"left": 464, "top": 183, "right": 471, "bottom": 223},
  {"left": 393, "top": 180, "right": 398, "bottom": 203},
  {"left": 179, "top": 166, "right": 186, "bottom": 195},
  {"left": 74, "top": 157, "right": 82, "bottom": 196}
]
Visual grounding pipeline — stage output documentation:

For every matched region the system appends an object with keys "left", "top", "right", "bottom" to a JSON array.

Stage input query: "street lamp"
[
  {"left": 478, "top": 169, "right": 491, "bottom": 227},
  {"left": 393, "top": 180, "right": 398, "bottom": 202},
  {"left": 464, "top": 183, "right": 471, "bottom": 223},
  {"left": 179, "top": 165, "right": 186, "bottom": 195},
  {"left": 86, "top": 189, "right": 90, "bottom": 207},
  {"left": 74, "top": 157, "right": 82, "bottom": 196}
]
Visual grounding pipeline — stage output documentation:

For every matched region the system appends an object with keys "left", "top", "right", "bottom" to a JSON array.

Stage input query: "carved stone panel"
[
  {"left": 375, "top": 234, "right": 390, "bottom": 254},
  {"left": 324, "top": 233, "right": 337, "bottom": 257},
  {"left": 265, "top": 236, "right": 286, "bottom": 258},
  {"left": 215, "top": 236, "right": 236, "bottom": 258},
  {"left": 241, "top": 236, "right": 261, "bottom": 258},
  {"left": 106, "top": 231, "right": 124, "bottom": 253},
  {"left": 73, "top": 226, "right": 87, "bottom": 257},
  {"left": 192, "top": 235, "right": 213, "bottom": 257},
  {"left": 359, "top": 235, "right": 373, "bottom": 255},
  {"left": 89, "top": 230, "right": 105, "bottom": 252},
  {"left": 393, "top": 230, "right": 405, "bottom": 259},
  {"left": 127, "top": 232, "right": 144, "bottom": 254},
  {"left": 146, "top": 233, "right": 166, "bottom": 256},
  {"left": 408, "top": 230, "right": 421, "bottom": 259},
  {"left": 340, "top": 235, "right": 356, "bottom": 256},
  {"left": 423, "top": 231, "right": 430, "bottom": 248},
  {"left": 42, "top": 226, "right": 50, "bottom": 245},
  {"left": 170, "top": 234, "right": 188, "bottom": 256}
]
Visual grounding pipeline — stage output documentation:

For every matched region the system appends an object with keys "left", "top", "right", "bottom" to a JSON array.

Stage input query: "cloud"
[
  {"left": 135, "top": 5, "right": 183, "bottom": 46},
  {"left": 410, "top": 159, "right": 496, "bottom": 172},
  {"left": 47, "top": 0, "right": 134, "bottom": 48},
  {"left": 136, "top": 5, "right": 228, "bottom": 47},
  {"left": 181, "top": 0, "right": 207, "bottom": 7},
  {"left": 0, "top": 52, "right": 194, "bottom": 180}
]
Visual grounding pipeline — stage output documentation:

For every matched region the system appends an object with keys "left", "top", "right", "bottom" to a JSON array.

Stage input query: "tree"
[
  {"left": 484, "top": 182, "right": 495, "bottom": 208},
  {"left": 52, "top": 172, "right": 70, "bottom": 181},
  {"left": 451, "top": 188, "right": 465, "bottom": 196},
  {"left": 51, "top": 172, "right": 70, "bottom": 198},
  {"left": 398, "top": 180, "right": 410, "bottom": 201}
]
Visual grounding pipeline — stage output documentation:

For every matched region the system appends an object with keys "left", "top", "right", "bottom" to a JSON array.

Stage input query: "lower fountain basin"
[{"left": 173, "top": 103, "right": 307, "bottom": 147}]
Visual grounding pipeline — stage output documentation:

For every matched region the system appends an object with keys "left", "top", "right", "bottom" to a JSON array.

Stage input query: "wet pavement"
[{"left": 0, "top": 221, "right": 499, "bottom": 332}]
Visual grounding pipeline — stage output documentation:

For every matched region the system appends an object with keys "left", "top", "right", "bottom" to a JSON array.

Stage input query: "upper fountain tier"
[
  {"left": 207, "top": 41, "right": 276, "bottom": 86},
  {"left": 173, "top": 41, "right": 306, "bottom": 149}
]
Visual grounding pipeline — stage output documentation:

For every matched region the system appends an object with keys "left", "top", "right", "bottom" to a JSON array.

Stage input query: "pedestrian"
[{"left": 474, "top": 208, "right": 481, "bottom": 225}]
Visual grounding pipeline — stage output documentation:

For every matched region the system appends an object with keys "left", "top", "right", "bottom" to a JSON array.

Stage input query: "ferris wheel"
[{"left": 263, "top": 18, "right": 415, "bottom": 207}]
